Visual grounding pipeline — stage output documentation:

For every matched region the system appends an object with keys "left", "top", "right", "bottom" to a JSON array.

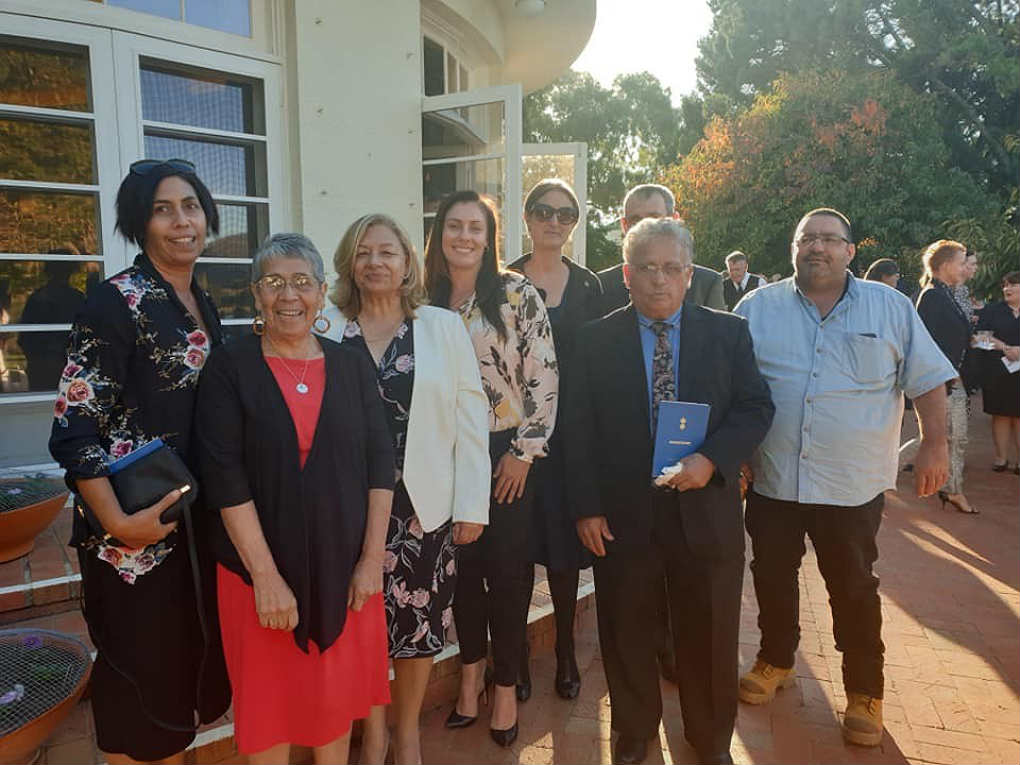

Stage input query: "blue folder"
[{"left": 652, "top": 401, "right": 711, "bottom": 477}]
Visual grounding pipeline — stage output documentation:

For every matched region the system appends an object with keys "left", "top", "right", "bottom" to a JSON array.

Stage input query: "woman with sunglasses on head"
[
  {"left": 506, "top": 179, "right": 602, "bottom": 703},
  {"left": 424, "top": 191, "right": 558, "bottom": 748},
  {"left": 195, "top": 234, "right": 395, "bottom": 764},
  {"left": 48, "top": 159, "right": 231, "bottom": 764}
]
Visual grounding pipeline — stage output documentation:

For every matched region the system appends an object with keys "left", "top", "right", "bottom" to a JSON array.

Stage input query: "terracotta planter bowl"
[
  {"left": 0, "top": 630, "right": 93, "bottom": 765},
  {"left": 0, "top": 493, "right": 68, "bottom": 564}
]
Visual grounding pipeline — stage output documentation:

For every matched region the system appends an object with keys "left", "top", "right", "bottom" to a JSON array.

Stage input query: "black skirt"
[
  {"left": 78, "top": 524, "right": 230, "bottom": 760},
  {"left": 528, "top": 432, "right": 593, "bottom": 572}
]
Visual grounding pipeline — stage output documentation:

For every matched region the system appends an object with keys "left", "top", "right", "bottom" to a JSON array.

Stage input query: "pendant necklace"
[{"left": 264, "top": 336, "right": 312, "bottom": 394}]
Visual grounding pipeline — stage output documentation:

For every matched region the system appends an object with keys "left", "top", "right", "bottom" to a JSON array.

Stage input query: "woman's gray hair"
[
  {"left": 623, "top": 217, "right": 695, "bottom": 264},
  {"left": 251, "top": 233, "right": 326, "bottom": 283}
]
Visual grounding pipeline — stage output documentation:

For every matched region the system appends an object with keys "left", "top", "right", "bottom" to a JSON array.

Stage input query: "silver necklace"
[{"left": 264, "top": 336, "right": 313, "bottom": 394}]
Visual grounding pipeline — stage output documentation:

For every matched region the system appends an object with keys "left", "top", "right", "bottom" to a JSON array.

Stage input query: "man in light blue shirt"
[{"left": 733, "top": 208, "right": 954, "bottom": 748}]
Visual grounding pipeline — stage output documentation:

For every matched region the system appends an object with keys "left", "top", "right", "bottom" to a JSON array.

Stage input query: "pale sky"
[{"left": 571, "top": 0, "right": 714, "bottom": 106}]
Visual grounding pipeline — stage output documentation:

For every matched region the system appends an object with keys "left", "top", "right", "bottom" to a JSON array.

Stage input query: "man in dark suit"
[
  {"left": 598, "top": 184, "right": 725, "bottom": 315},
  {"left": 721, "top": 251, "right": 763, "bottom": 310},
  {"left": 567, "top": 218, "right": 775, "bottom": 765}
]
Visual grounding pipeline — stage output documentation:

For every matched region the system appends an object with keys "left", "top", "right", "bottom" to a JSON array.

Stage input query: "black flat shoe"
[
  {"left": 992, "top": 461, "right": 1009, "bottom": 472},
  {"left": 445, "top": 708, "right": 476, "bottom": 729},
  {"left": 555, "top": 654, "right": 581, "bottom": 699},
  {"left": 516, "top": 643, "right": 532, "bottom": 702},
  {"left": 613, "top": 734, "right": 648, "bottom": 765},
  {"left": 489, "top": 721, "right": 518, "bottom": 747}
]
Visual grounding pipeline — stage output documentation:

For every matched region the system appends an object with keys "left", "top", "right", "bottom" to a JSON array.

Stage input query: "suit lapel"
[{"left": 676, "top": 305, "right": 707, "bottom": 402}]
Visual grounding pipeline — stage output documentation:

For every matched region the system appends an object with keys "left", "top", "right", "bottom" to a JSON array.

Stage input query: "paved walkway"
[{"left": 411, "top": 405, "right": 1020, "bottom": 765}]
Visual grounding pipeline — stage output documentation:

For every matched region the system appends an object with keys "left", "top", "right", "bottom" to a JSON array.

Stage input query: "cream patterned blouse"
[{"left": 456, "top": 271, "right": 558, "bottom": 462}]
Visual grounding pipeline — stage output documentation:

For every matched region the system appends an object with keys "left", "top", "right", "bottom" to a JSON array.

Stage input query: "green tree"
[
  {"left": 696, "top": 0, "right": 1019, "bottom": 196},
  {"left": 661, "top": 68, "right": 998, "bottom": 277}
]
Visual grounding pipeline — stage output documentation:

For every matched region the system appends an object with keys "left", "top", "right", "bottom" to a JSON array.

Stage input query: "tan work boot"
[
  {"left": 738, "top": 659, "right": 795, "bottom": 704},
  {"left": 842, "top": 693, "right": 883, "bottom": 746}
]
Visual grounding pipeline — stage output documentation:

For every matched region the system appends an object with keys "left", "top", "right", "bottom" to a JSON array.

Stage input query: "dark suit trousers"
[
  {"left": 745, "top": 491, "right": 885, "bottom": 698},
  {"left": 593, "top": 490, "right": 743, "bottom": 756}
]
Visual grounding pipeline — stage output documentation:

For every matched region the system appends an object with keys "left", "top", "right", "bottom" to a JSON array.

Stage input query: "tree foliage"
[
  {"left": 661, "top": 68, "right": 996, "bottom": 277},
  {"left": 696, "top": 0, "right": 1020, "bottom": 196}
]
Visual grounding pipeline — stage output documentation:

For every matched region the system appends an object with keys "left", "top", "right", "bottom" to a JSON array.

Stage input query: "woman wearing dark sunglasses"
[
  {"left": 49, "top": 158, "right": 231, "bottom": 763},
  {"left": 507, "top": 179, "right": 603, "bottom": 703}
]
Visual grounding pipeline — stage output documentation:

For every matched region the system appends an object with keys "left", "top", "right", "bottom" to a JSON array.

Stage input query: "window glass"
[
  {"left": 446, "top": 52, "right": 457, "bottom": 94},
  {"left": 0, "top": 260, "right": 100, "bottom": 325},
  {"left": 0, "top": 191, "right": 100, "bottom": 255},
  {"left": 522, "top": 153, "right": 577, "bottom": 254},
  {"left": 0, "top": 331, "right": 73, "bottom": 393},
  {"left": 422, "top": 102, "right": 506, "bottom": 161},
  {"left": 140, "top": 66, "right": 260, "bottom": 134},
  {"left": 205, "top": 203, "right": 268, "bottom": 259},
  {"left": 423, "top": 37, "right": 444, "bottom": 97},
  {"left": 0, "top": 40, "right": 90, "bottom": 111},
  {"left": 108, "top": 0, "right": 180, "bottom": 20},
  {"left": 0, "top": 118, "right": 95, "bottom": 184},
  {"left": 423, "top": 158, "right": 504, "bottom": 217},
  {"left": 194, "top": 262, "right": 253, "bottom": 318},
  {"left": 458, "top": 65, "right": 468, "bottom": 92},
  {"left": 144, "top": 134, "right": 260, "bottom": 197},
  {"left": 185, "top": 0, "right": 251, "bottom": 36}
]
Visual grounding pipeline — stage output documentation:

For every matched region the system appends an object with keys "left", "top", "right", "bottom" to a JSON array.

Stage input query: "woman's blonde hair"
[
  {"left": 920, "top": 239, "right": 966, "bottom": 288},
  {"left": 330, "top": 214, "right": 426, "bottom": 318}
]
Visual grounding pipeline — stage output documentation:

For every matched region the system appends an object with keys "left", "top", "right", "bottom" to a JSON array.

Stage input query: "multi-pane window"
[
  {"left": 422, "top": 36, "right": 470, "bottom": 97},
  {"left": 105, "top": 0, "right": 252, "bottom": 37},
  {"left": 138, "top": 61, "right": 269, "bottom": 321},
  {"left": 0, "top": 37, "right": 105, "bottom": 394}
]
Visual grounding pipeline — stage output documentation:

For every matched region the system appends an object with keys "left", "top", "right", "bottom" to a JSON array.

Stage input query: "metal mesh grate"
[
  {"left": 0, "top": 629, "right": 91, "bottom": 736},
  {"left": 0, "top": 476, "right": 67, "bottom": 514}
]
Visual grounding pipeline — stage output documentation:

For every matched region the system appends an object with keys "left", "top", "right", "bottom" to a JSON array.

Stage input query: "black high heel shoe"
[
  {"left": 445, "top": 665, "right": 492, "bottom": 729},
  {"left": 938, "top": 490, "right": 979, "bottom": 514},
  {"left": 516, "top": 642, "right": 532, "bottom": 702},
  {"left": 555, "top": 653, "right": 581, "bottom": 699},
  {"left": 490, "top": 720, "right": 519, "bottom": 748}
]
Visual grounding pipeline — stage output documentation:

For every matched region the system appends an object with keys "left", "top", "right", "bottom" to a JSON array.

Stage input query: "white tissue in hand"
[{"left": 654, "top": 461, "right": 684, "bottom": 487}]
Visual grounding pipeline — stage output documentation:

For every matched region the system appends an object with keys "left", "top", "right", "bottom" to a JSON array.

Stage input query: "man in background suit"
[
  {"left": 721, "top": 251, "right": 763, "bottom": 310},
  {"left": 567, "top": 218, "right": 774, "bottom": 765},
  {"left": 598, "top": 184, "right": 725, "bottom": 315}
]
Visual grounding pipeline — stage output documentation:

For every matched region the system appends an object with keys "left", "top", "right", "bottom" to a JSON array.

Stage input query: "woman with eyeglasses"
[
  {"left": 48, "top": 159, "right": 231, "bottom": 764},
  {"left": 425, "top": 190, "right": 558, "bottom": 748},
  {"left": 506, "top": 179, "right": 601, "bottom": 703},
  {"left": 318, "top": 214, "right": 490, "bottom": 765},
  {"left": 196, "top": 234, "right": 395, "bottom": 764}
]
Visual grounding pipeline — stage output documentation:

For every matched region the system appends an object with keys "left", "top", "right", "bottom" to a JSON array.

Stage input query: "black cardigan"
[
  {"left": 916, "top": 281, "right": 970, "bottom": 371},
  {"left": 196, "top": 334, "right": 395, "bottom": 652}
]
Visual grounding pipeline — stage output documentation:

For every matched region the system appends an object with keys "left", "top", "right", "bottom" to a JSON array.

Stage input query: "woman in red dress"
[{"left": 197, "top": 233, "right": 395, "bottom": 764}]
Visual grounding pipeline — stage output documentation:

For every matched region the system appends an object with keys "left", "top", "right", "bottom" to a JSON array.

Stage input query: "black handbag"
[{"left": 75, "top": 438, "right": 197, "bottom": 545}]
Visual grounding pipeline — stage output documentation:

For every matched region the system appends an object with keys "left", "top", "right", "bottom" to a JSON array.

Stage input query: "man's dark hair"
[
  {"left": 797, "top": 207, "right": 853, "bottom": 242},
  {"left": 114, "top": 163, "right": 219, "bottom": 248},
  {"left": 863, "top": 258, "right": 899, "bottom": 282}
]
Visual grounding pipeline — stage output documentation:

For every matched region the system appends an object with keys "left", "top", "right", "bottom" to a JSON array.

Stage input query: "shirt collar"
[
  {"left": 636, "top": 306, "right": 683, "bottom": 330},
  {"left": 793, "top": 270, "right": 856, "bottom": 305}
]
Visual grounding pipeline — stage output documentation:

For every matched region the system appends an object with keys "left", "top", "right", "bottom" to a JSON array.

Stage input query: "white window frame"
[
  {"left": 0, "top": 14, "right": 121, "bottom": 404},
  {"left": 112, "top": 30, "right": 288, "bottom": 328},
  {"left": 422, "top": 84, "right": 523, "bottom": 265},
  {"left": 522, "top": 141, "right": 588, "bottom": 266}
]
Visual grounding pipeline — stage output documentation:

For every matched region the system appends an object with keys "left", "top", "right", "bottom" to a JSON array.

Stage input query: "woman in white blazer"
[{"left": 319, "top": 213, "right": 490, "bottom": 765}]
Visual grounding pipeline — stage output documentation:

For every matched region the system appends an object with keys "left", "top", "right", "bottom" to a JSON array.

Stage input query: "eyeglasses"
[
  {"left": 631, "top": 263, "right": 690, "bottom": 279},
  {"left": 529, "top": 203, "right": 579, "bottom": 225},
  {"left": 130, "top": 158, "right": 196, "bottom": 176},
  {"left": 254, "top": 273, "right": 321, "bottom": 294},
  {"left": 796, "top": 234, "right": 851, "bottom": 248}
]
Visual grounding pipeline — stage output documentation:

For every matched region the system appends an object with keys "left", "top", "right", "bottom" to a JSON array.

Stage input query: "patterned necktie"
[{"left": 651, "top": 321, "right": 676, "bottom": 431}]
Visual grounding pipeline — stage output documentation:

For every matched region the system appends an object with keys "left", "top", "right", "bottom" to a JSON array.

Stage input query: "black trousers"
[
  {"left": 593, "top": 490, "right": 743, "bottom": 757},
  {"left": 745, "top": 491, "right": 885, "bottom": 698},
  {"left": 453, "top": 429, "right": 534, "bottom": 687}
]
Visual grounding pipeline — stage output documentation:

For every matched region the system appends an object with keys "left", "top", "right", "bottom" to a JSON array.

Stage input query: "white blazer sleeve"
[{"left": 449, "top": 314, "right": 492, "bottom": 525}]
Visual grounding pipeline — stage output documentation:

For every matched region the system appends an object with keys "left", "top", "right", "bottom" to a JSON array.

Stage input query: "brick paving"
[{"left": 10, "top": 403, "right": 1019, "bottom": 764}]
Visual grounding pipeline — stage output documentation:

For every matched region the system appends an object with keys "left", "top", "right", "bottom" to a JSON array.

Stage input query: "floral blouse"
[
  {"left": 342, "top": 317, "right": 415, "bottom": 477},
  {"left": 456, "top": 271, "right": 558, "bottom": 462},
  {"left": 49, "top": 253, "right": 222, "bottom": 583}
]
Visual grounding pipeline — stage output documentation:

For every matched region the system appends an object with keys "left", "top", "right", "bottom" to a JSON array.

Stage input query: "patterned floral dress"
[
  {"left": 343, "top": 318, "right": 457, "bottom": 658},
  {"left": 47, "top": 253, "right": 230, "bottom": 760}
]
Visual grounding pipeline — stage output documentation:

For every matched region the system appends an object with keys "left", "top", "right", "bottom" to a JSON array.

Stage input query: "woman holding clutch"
[
  {"left": 320, "top": 214, "right": 490, "bottom": 764},
  {"left": 197, "top": 233, "right": 395, "bottom": 764},
  {"left": 49, "top": 159, "right": 230, "bottom": 764}
]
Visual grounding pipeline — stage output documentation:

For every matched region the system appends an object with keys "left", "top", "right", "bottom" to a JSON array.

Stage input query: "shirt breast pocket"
[{"left": 842, "top": 332, "right": 897, "bottom": 384}]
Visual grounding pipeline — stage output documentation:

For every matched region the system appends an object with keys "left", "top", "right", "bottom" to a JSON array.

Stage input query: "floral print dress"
[{"left": 343, "top": 318, "right": 457, "bottom": 658}]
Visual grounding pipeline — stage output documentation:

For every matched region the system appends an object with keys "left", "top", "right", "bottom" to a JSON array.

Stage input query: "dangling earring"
[
  {"left": 252, "top": 314, "right": 265, "bottom": 336},
  {"left": 313, "top": 313, "right": 331, "bottom": 334}
]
